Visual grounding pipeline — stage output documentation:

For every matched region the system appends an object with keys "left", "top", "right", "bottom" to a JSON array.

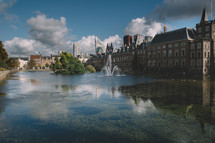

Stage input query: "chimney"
[{"left": 164, "top": 26, "right": 167, "bottom": 33}]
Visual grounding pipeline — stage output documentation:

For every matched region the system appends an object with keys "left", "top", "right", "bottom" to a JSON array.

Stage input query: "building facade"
[{"left": 86, "top": 8, "right": 215, "bottom": 76}]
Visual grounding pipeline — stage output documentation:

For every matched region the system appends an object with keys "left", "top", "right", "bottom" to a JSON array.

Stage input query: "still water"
[{"left": 0, "top": 71, "right": 215, "bottom": 143}]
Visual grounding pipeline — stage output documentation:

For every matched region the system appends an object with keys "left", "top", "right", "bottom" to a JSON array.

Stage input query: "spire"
[{"left": 201, "top": 6, "right": 208, "bottom": 23}]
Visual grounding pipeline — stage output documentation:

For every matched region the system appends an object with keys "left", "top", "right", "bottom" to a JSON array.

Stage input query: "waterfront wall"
[{"left": 0, "top": 70, "right": 10, "bottom": 80}]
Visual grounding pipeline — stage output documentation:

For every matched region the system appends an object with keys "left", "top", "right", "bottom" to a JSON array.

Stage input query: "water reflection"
[{"left": 0, "top": 71, "right": 215, "bottom": 143}]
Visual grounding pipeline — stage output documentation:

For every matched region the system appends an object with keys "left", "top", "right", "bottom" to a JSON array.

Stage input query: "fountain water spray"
[{"left": 101, "top": 54, "right": 121, "bottom": 76}]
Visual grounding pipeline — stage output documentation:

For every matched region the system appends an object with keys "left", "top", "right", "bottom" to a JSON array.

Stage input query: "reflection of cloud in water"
[{"left": 128, "top": 98, "right": 156, "bottom": 114}]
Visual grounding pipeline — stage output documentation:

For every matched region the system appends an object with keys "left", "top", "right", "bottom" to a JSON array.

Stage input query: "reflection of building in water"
[
  {"left": 202, "top": 76, "right": 211, "bottom": 106},
  {"left": 119, "top": 80, "right": 215, "bottom": 124}
]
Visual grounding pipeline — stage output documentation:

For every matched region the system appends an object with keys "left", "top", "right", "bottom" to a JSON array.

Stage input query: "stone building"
[{"left": 86, "top": 7, "right": 215, "bottom": 76}]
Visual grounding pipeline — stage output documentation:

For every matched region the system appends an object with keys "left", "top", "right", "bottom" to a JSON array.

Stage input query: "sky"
[{"left": 0, "top": 0, "right": 214, "bottom": 57}]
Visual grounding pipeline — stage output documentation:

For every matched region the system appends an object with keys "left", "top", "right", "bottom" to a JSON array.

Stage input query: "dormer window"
[
  {"left": 206, "top": 26, "right": 210, "bottom": 32},
  {"left": 198, "top": 27, "right": 202, "bottom": 33}
]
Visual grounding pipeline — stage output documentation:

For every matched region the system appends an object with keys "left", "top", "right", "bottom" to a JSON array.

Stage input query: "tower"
[{"left": 73, "top": 43, "right": 80, "bottom": 57}]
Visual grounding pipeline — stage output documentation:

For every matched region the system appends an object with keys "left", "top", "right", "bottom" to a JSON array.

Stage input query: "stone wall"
[{"left": 0, "top": 70, "right": 10, "bottom": 80}]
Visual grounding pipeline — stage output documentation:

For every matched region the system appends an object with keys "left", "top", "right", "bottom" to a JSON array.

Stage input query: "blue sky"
[{"left": 0, "top": 0, "right": 213, "bottom": 56}]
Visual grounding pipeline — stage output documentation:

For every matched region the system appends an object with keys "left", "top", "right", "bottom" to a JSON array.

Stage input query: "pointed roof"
[
  {"left": 149, "top": 27, "right": 196, "bottom": 45},
  {"left": 201, "top": 7, "right": 208, "bottom": 23}
]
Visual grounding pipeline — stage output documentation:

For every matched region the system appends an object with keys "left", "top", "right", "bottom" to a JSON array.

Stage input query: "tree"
[
  {"left": 52, "top": 52, "right": 85, "bottom": 74},
  {"left": 7, "top": 58, "right": 20, "bottom": 70},
  {"left": 45, "top": 63, "right": 49, "bottom": 68},
  {"left": 38, "top": 64, "right": 42, "bottom": 69},
  {"left": 85, "top": 65, "right": 96, "bottom": 73},
  {"left": 0, "top": 41, "right": 8, "bottom": 68},
  {"left": 28, "top": 58, "right": 36, "bottom": 69},
  {"left": 23, "top": 64, "right": 27, "bottom": 69}
]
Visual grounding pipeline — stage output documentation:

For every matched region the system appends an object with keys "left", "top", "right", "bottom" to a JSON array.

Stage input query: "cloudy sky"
[{"left": 0, "top": 0, "right": 214, "bottom": 57}]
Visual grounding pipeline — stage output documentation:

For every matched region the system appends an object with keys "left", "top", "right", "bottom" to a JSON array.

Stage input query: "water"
[
  {"left": 101, "top": 54, "right": 121, "bottom": 76},
  {"left": 0, "top": 71, "right": 215, "bottom": 143}
]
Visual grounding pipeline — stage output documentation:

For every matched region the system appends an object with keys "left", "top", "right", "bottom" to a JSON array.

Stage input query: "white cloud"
[
  {"left": 102, "top": 35, "right": 122, "bottom": 49},
  {"left": 77, "top": 35, "right": 122, "bottom": 54},
  {"left": 4, "top": 37, "right": 43, "bottom": 57},
  {"left": 5, "top": 13, "right": 73, "bottom": 57},
  {"left": 27, "top": 13, "right": 69, "bottom": 47},
  {"left": 124, "top": 17, "right": 170, "bottom": 37}
]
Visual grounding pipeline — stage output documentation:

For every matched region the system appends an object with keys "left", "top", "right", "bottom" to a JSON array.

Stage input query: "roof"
[{"left": 149, "top": 27, "right": 196, "bottom": 45}]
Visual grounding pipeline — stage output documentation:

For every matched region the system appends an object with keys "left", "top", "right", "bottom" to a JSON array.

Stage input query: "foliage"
[
  {"left": 85, "top": 65, "right": 96, "bottom": 73},
  {"left": 38, "top": 64, "right": 42, "bottom": 69},
  {"left": 0, "top": 41, "right": 8, "bottom": 68},
  {"left": 52, "top": 52, "right": 85, "bottom": 74},
  {"left": 45, "top": 63, "right": 49, "bottom": 68},
  {"left": 28, "top": 58, "right": 36, "bottom": 69},
  {"left": 7, "top": 58, "right": 20, "bottom": 69},
  {"left": 23, "top": 64, "right": 27, "bottom": 69}
]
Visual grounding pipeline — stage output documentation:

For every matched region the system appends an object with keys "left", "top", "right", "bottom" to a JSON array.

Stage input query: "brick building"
[{"left": 86, "top": 7, "right": 215, "bottom": 76}]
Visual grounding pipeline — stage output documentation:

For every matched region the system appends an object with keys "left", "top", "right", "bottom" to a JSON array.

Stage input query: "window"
[
  {"left": 182, "top": 49, "right": 185, "bottom": 56},
  {"left": 197, "top": 43, "right": 201, "bottom": 49},
  {"left": 174, "top": 43, "right": 178, "bottom": 47},
  {"left": 163, "top": 45, "right": 166, "bottom": 49},
  {"left": 198, "top": 52, "right": 201, "bottom": 58},
  {"left": 198, "top": 35, "right": 202, "bottom": 39},
  {"left": 191, "top": 43, "right": 195, "bottom": 50},
  {"left": 175, "top": 49, "right": 178, "bottom": 57},
  {"left": 168, "top": 44, "right": 172, "bottom": 48},
  {"left": 169, "top": 50, "right": 172, "bottom": 57},
  {"left": 157, "top": 46, "right": 160, "bottom": 50},
  {"left": 198, "top": 27, "right": 202, "bottom": 33},
  {"left": 192, "top": 60, "right": 195, "bottom": 66},
  {"left": 206, "top": 26, "right": 210, "bottom": 32},
  {"left": 158, "top": 51, "right": 161, "bottom": 58},
  {"left": 148, "top": 52, "right": 151, "bottom": 58},
  {"left": 181, "top": 42, "right": 185, "bottom": 46},
  {"left": 206, "top": 33, "right": 210, "bottom": 38},
  {"left": 192, "top": 52, "right": 195, "bottom": 58},
  {"left": 208, "top": 52, "right": 210, "bottom": 58},
  {"left": 205, "top": 52, "right": 206, "bottom": 57},
  {"left": 153, "top": 52, "right": 156, "bottom": 58},
  {"left": 163, "top": 51, "right": 166, "bottom": 58}
]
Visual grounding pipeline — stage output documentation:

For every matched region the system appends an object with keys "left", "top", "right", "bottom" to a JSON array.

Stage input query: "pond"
[{"left": 0, "top": 71, "right": 214, "bottom": 143}]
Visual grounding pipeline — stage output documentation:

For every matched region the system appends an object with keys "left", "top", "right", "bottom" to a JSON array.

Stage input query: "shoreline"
[{"left": 0, "top": 70, "right": 11, "bottom": 81}]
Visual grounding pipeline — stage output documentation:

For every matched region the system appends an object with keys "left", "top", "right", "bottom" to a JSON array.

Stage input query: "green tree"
[
  {"left": 45, "top": 63, "right": 49, "bottom": 68},
  {"left": 85, "top": 65, "right": 96, "bottom": 73},
  {"left": 38, "top": 64, "right": 42, "bottom": 69},
  {"left": 0, "top": 41, "right": 8, "bottom": 68},
  {"left": 7, "top": 58, "right": 20, "bottom": 69},
  {"left": 28, "top": 58, "right": 36, "bottom": 69},
  {"left": 52, "top": 52, "right": 85, "bottom": 74}
]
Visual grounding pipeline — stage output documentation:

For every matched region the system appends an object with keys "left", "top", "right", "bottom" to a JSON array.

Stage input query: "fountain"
[{"left": 101, "top": 54, "right": 121, "bottom": 76}]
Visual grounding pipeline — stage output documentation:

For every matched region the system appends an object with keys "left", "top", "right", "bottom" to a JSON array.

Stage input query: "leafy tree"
[
  {"left": 85, "top": 65, "right": 96, "bottom": 73},
  {"left": 0, "top": 41, "right": 8, "bottom": 68},
  {"left": 28, "top": 58, "right": 36, "bottom": 69},
  {"left": 7, "top": 58, "right": 20, "bottom": 69},
  {"left": 23, "top": 64, "right": 27, "bottom": 69},
  {"left": 52, "top": 52, "right": 85, "bottom": 74},
  {"left": 45, "top": 63, "right": 49, "bottom": 68},
  {"left": 38, "top": 64, "right": 42, "bottom": 69}
]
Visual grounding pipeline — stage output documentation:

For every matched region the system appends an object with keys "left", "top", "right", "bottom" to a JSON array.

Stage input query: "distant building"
[
  {"left": 73, "top": 43, "right": 80, "bottom": 57},
  {"left": 134, "top": 34, "right": 144, "bottom": 46},
  {"left": 18, "top": 57, "right": 29, "bottom": 69},
  {"left": 30, "top": 54, "right": 41, "bottom": 67},
  {"left": 106, "top": 43, "right": 114, "bottom": 54},
  {"left": 123, "top": 35, "right": 132, "bottom": 47},
  {"left": 30, "top": 53, "right": 61, "bottom": 69}
]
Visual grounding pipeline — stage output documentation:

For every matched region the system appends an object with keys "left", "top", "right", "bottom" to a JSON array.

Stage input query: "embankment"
[{"left": 0, "top": 70, "right": 10, "bottom": 80}]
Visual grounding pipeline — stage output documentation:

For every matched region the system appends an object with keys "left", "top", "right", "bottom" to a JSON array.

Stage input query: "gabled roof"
[{"left": 149, "top": 27, "right": 196, "bottom": 45}]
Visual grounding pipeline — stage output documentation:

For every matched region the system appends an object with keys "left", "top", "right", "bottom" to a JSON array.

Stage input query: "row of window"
[
  {"left": 148, "top": 49, "right": 185, "bottom": 58},
  {"left": 148, "top": 42, "right": 185, "bottom": 51},
  {"left": 198, "top": 26, "right": 210, "bottom": 33},
  {"left": 148, "top": 59, "right": 186, "bottom": 67}
]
